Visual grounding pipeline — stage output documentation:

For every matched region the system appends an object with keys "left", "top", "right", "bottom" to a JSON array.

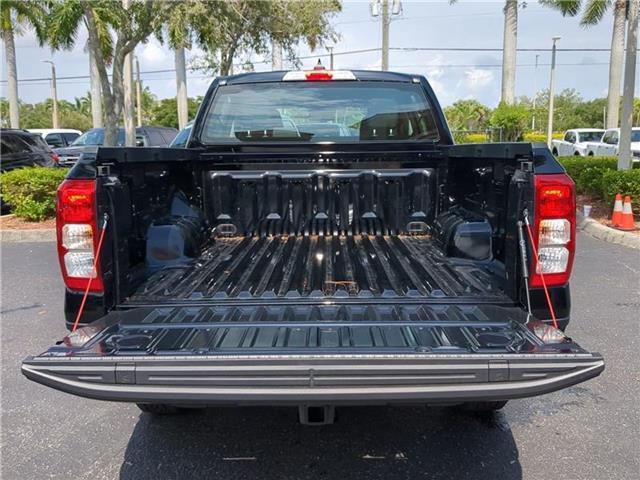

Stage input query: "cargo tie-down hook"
[{"left": 71, "top": 213, "right": 109, "bottom": 332}]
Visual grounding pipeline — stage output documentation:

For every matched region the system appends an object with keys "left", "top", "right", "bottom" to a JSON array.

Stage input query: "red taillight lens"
[
  {"left": 530, "top": 174, "right": 576, "bottom": 288},
  {"left": 305, "top": 71, "right": 333, "bottom": 81},
  {"left": 56, "top": 179, "right": 103, "bottom": 292},
  {"left": 50, "top": 152, "right": 60, "bottom": 164}
]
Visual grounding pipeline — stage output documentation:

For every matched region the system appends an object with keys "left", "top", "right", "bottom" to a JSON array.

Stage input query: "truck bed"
[{"left": 128, "top": 234, "right": 505, "bottom": 304}]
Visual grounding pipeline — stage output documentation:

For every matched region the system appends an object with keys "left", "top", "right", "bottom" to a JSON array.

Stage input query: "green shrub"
[
  {"left": 489, "top": 103, "right": 531, "bottom": 141},
  {"left": 522, "top": 132, "right": 564, "bottom": 142},
  {"left": 455, "top": 132, "right": 490, "bottom": 144},
  {"left": 600, "top": 169, "right": 640, "bottom": 204},
  {"left": 557, "top": 157, "right": 618, "bottom": 195},
  {"left": 0, "top": 167, "right": 67, "bottom": 221}
]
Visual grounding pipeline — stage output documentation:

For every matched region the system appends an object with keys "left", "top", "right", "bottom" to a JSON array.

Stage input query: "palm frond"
[
  {"left": 539, "top": 0, "right": 582, "bottom": 16},
  {"left": 581, "top": 0, "right": 612, "bottom": 25},
  {"left": 46, "top": 0, "right": 84, "bottom": 50}
]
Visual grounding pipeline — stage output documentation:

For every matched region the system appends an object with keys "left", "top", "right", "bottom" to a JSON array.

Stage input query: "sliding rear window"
[{"left": 200, "top": 81, "right": 439, "bottom": 144}]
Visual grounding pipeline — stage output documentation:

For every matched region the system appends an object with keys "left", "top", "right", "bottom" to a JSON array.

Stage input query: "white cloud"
[
  {"left": 461, "top": 68, "right": 494, "bottom": 91},
  {"left": 140, "top": 39, "right": 167, "bottom": 66}
]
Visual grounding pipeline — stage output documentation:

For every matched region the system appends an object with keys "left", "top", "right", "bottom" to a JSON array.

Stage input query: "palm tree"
[
  {"left": 46, "top": 0, "right": 164, "bottom": 146},
  {"left": 0, "top": 1, "right": 47, "bottom": 128},
  {"left": 542, "top": 0, "right": 628, "bottom": 128},
  {"left": 501, "top": 0, "right": 518, "bottom": 105}
]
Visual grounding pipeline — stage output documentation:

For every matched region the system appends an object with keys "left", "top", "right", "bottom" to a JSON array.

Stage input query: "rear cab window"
[{"left": 199, "top": 81, "right": 440, "bottom": 144}]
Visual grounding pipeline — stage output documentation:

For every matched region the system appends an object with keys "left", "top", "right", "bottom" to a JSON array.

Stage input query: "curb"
[
  {"left": 577, "top": 211, "right": 640, "bottom": 250},
  {"left": 0, "top": 229, "right": 56, "bottom": 242}
]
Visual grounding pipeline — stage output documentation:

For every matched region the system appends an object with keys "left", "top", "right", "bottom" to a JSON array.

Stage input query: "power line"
[
  {"left": 391, "top": 47, "right": 616, "bottom": 52},
  {"left": 7, "top": 62, "right": 613, "bottom": 88},
  {"left": 1, "top": 44, "right": 619, "bottom": 85}
]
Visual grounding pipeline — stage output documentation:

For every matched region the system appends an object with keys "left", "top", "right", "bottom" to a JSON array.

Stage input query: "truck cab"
[{"left": 22, "top": 69, "right": 604, "bottom": 422}]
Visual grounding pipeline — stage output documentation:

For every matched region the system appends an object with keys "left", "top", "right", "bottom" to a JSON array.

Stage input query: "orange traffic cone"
[
  {"left": 611, "top": 193, "right": 624, "bottom": 227},
  {"left": 618, "top": 196, "right": 636, "bottom": 231}
]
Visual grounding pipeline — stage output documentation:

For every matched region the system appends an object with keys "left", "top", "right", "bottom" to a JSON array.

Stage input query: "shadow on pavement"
[{"left": 119, "top": 405, "right": 522, "bottom": 480}]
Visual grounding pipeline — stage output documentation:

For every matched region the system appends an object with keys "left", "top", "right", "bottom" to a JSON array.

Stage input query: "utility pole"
[
  {"left": 175, "top": 46, "right": 189, "bottom": 130},
  {"left": 272, "top": 39, "right": 283, "bottom": 70},
  {"left": 371, "top": 0, "right": 401, "bottom": 71},
  {"left": 135, "top": 56, "right": 142, "bottom": 127},
  {"left": 327, "top": 46, "right": 334, "bottom": 70},
  {"left": 618, "top": 0, "right": 638, "bottom": 171},
  {"left": 122, "top": 0, "right": 135, "bottom": 146},
  {"left": 532, "top": 54, "right": 539, "bottom": 131},
  {"left": 43, "top": 61, "right": 59, "bottom": 129},
  {"left": 89, "top": 48, "right": 103, "bottom": 127},
  {"left": 381, "top": 0, "right": 390, "bottom": 71},
  {"left": 546, "top": 37, "right": 560, "bottom": 149}
]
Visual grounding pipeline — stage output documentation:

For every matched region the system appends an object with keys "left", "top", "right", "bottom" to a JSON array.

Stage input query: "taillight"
[
  {"left": 50, "top": 152, "right": 60, "bottom": 164},
  {"left": 56, "top": 179, "right": 103, "bottom": 292},
  {"left": 282, "top": 70, "right": 357, "bottom": 81},
  {"left": 530, "top": 174, "right": 576, "bottom": 288}
]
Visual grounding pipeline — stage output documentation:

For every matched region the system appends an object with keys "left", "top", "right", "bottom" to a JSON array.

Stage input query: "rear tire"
[
  {"left": 457, "top": 401, "right": 508, "bottom": 412},
  {"left": 137, "top": 403, "right": 184, "bottom": 415}
]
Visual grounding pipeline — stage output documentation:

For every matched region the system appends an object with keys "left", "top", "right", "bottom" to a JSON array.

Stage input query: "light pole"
[
  {"left": 546, "top": 37, "right": 560, "bottom": 149},
  {"left": 370, "top": 0, "right": 402, "bottom": 71},
  {"left": 327, "top": 46, "right": 334, "bottom": 70},
  {"left": 43, "top": 61, "right": 59, "bottom": 129},
  {"left": 532, "top": 54, "right": 539, "bottom": 131}
]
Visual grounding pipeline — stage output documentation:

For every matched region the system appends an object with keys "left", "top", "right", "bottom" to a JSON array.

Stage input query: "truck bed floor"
[{"left": 129, "top": 235, "right": 505, "bottom": 304}]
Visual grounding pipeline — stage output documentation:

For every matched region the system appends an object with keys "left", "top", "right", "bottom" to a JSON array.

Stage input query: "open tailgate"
[{"left": 22, "top": 305, "right": 604, "bottom": 405}]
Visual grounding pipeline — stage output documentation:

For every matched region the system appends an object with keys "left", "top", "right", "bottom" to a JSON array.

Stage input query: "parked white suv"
[
  {"left": 551, "top": 129, "right": 604, "bottom": 157},
  {"left": 583, "top": 127, "right": 640, "bottom": 159},
  {"left": 28, "top": 128, "right": 82, "bottom": 148}
]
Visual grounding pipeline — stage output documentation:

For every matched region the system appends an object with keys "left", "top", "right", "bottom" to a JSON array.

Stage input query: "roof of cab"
[{"left": 222, "top": 70, "right": 419, "bottom": 85}]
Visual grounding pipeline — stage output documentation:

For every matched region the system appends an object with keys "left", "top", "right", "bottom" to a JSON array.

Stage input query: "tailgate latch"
[{"left": 115, "top": 363, "right": 136, "bottom": 384}]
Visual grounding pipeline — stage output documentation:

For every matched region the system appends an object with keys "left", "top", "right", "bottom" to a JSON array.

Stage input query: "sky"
[{"left": 1, "top": 0, "right": 635, "bottom": 108}]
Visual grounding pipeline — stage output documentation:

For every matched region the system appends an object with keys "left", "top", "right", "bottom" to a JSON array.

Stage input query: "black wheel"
[
  {"left": 574, "top": 151, "right": 581, "bottom": 156},
  {"left": 588, "top": 151, "right": 594, "bottom": 156},
  {"left": 137, "top": 403, "right": 184, "bottom": 415},
  {"left": 457, "top": 401, "right": 508, "bottom": 412}
]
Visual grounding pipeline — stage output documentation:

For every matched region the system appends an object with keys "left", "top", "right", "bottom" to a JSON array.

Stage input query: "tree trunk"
[
  {"left": 175, "top": 46, "right": 189, "bottom": 129},
  {"left": 2, "top": 23, "right": 20, "bottom": 128},
  {"left": 618, "top": 0, "right": 638, "bottom": 170},
  {"left": 271, "top": 39, "right": 283, "bottom": 70},
  {"left": 89, "top": 48, "right": 103, "bottom": 128},
  {"left": 122, "top": 0, "right": 135, "bottom": 146},
  {"left": 607, "top": 0, "right": 627, "bottom": 129},
  {"left": 82, "top": 2, "right": 118, "bottom": 145},
  {"left": 219, "top": 48, "right": 236, "bottom": 76},
  {"left": 501, "top": 0, "right": 518, "bottom": 105}
]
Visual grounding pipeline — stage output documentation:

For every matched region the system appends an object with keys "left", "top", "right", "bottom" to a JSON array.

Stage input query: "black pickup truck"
[{"left": 22, "top": 68, "right": 604, "bottom": 424}]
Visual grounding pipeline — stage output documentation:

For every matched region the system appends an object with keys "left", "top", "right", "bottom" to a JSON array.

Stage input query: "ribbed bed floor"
[{"left": 129, "top": 235, "right": 505, "bottom": 302}]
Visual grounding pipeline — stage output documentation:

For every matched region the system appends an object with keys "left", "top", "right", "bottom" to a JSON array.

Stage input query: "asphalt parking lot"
[{"left": 1, "top": 232, "right": 638, "bottom": 480}]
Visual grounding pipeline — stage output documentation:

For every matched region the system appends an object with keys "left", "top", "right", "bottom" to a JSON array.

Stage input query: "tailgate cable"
[
  {"left": 71, "top": 213, "right": 109, "bottom": 332},
  {"left": 521, "top": 209, "right": 559, "bottom": 329}
]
